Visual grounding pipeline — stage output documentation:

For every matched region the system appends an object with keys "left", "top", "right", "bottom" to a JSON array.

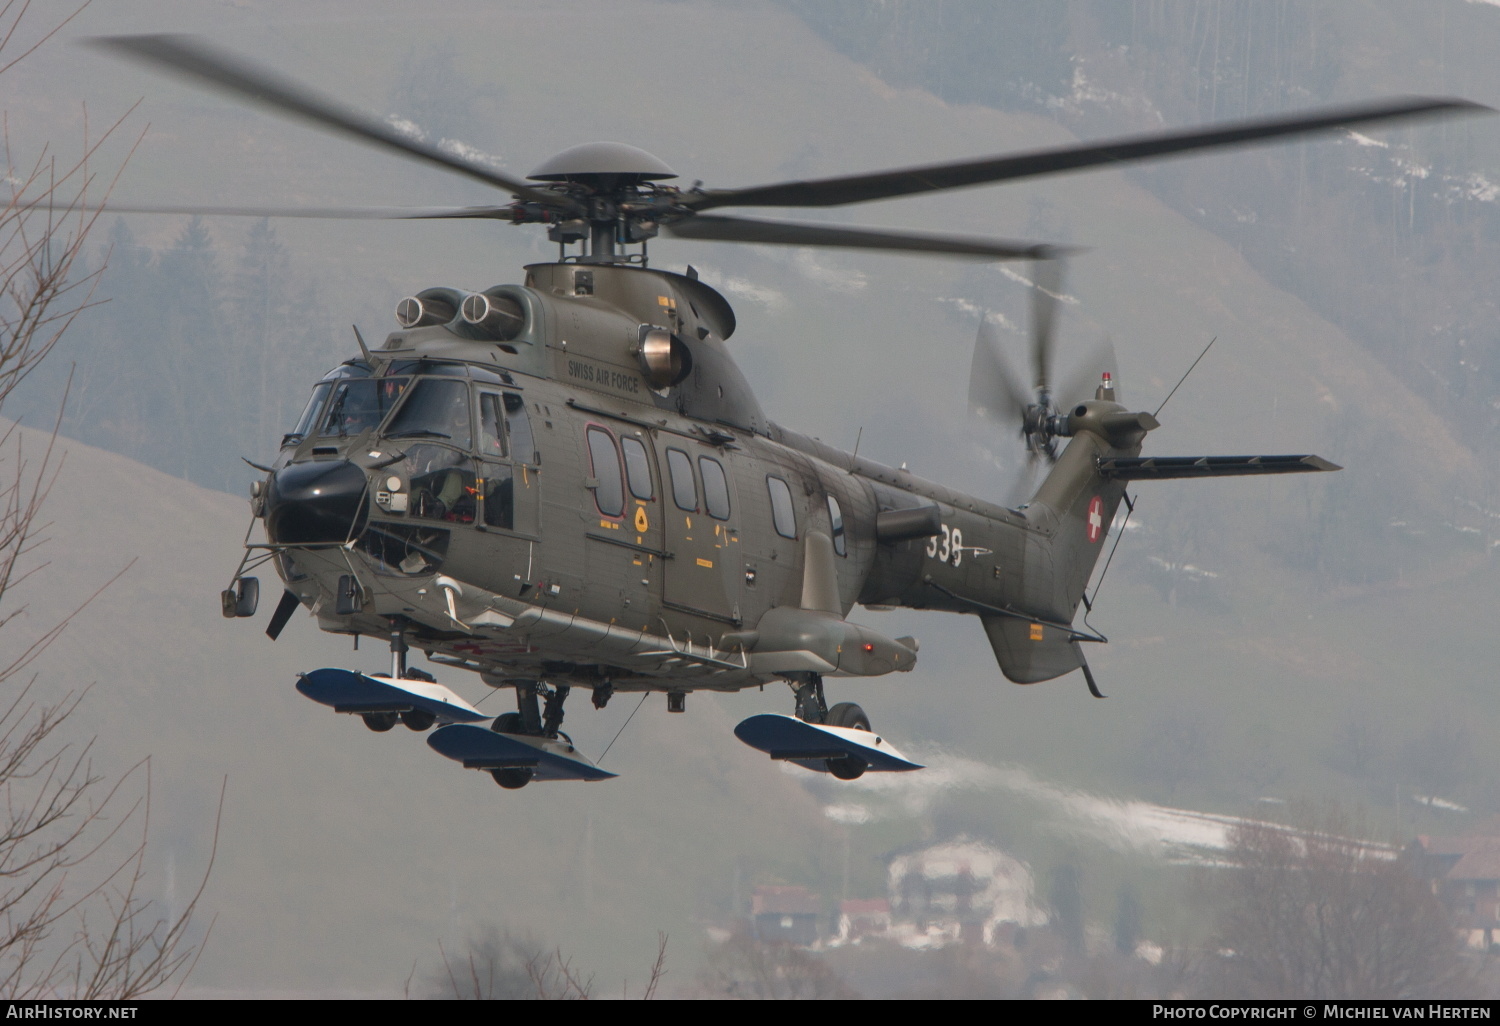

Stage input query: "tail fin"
[{"left": 981, "top": 616, "right": 1085, "bottom": 684}]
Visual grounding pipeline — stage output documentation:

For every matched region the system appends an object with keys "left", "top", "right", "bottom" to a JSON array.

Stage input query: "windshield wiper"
[{"left": 386, "top": 429, "right": 451, "bottom": 440}]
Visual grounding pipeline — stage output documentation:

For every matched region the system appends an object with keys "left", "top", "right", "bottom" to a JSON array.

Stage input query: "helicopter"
[{"left": 86, "top": 35, "right": 1486, "bottom": 789}]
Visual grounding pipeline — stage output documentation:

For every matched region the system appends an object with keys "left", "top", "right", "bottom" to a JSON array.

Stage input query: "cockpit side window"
[
  {"left": 504, "top": 392, "right": 535, "bottom": 464},
  {"left": 285, "top": 381, "right": 332, "bottom": 446},
  {"left": 404, "top": 443, "right": 476, "bottom": 524},
  {"left": 478, "top": 393, "right": 506, "bottom": 457},
  {"left": 318, "top": 377, "right": 408, "bottom": 437},
  {"left": 384, "top": 378, "right": 472, "bottom": 449}
]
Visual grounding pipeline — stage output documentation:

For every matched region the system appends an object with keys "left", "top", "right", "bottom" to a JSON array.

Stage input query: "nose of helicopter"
[{"left": 264, "top": 460, "right": 370, "bottom": 544}]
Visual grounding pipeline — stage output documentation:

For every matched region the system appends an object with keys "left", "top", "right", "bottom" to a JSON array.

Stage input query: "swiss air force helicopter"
[{"left": 88, "top": 35, "right": 1486, "bottom": 788}]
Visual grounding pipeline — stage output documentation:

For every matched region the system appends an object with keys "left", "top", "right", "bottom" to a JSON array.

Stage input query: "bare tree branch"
[{"left": 0, "top": 2, "right": 214, "bottom": 998}]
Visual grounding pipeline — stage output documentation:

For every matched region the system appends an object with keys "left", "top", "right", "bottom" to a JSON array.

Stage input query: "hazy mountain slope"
[{"left": 1, "top": 0, "right": 1496, "bottom": 991}]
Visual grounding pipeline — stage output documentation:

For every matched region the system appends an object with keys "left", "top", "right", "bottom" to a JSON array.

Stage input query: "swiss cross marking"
[{"left": 1086, "top": 495, "right": 1105, "bottom": 543}]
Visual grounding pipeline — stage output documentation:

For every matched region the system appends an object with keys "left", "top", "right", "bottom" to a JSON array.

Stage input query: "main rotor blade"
[
  {"left": 16, "top": 201, "right": 518, "bottom": 220},
  {"left": 688, "top": 96, "right": 1488, "bottom": 211},
  {"left": 1030, "top": 259, "right": 1065, "bottom": 394},
  {"left": 664, "top": 214, "right": 1066, "bottom": 260},
  {"left": 88, "top": 34, "right": 580, "bottom": 215},
  {"left": 968, "top": 316, "right": 1029, "bottom": 427}
]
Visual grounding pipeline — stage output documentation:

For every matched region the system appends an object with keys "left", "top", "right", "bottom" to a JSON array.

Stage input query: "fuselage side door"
[
  {"left": 470, "top": 389, "right": 540, "bottom": 596},
  {"left": 501, "top": 391, "right": 540, "bottom": 536},
  {"left": 617, "top": 430, "right": 666, "bottom": 618},
  {"left": 654, "top": 433, "right": 741, "bottom": 626}
]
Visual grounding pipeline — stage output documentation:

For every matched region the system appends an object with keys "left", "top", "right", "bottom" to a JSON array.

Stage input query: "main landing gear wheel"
[
  {"left": 488, "top": 712, "right": 535, "bottom": 788},
  {"left": 362, "top": 712, "right": 398, "bottom": 732},
  {"left": 491, "top": 712, "right": 524, "bottom": 735},
  {"left": 491, "top": 767, "right": 534, "bottom": 789},
  {"left": 824, "top": 702, "right": 871, "bottom": 781},
  {"left": 401, "top": 709, "right": 436, "bottom": 731}
]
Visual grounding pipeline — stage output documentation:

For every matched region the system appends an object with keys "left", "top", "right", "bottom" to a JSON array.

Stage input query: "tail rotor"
[{"left": 968, "top": 258, "right": 1116, "bottom": 501}]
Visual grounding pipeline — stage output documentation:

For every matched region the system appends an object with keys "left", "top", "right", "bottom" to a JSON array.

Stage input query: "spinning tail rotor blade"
[
  {"left": 968, "top": 316, "right": 1029, "bottom": 428},
  {"left": 1004, "top": 453, "right": 1045, "bottom": 508},
  {"left": 1029, "top": 259, "right": 1065, "bottom": 393}
]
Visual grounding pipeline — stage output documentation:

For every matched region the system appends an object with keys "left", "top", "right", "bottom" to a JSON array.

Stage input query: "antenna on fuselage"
[{"left": 351, "top": 323, "right": 374, "bottom": 364}]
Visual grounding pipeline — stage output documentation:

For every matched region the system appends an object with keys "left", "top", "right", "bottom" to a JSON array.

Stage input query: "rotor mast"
[{"left": 527, "top": 141, "right": 678, "bottom": 266}]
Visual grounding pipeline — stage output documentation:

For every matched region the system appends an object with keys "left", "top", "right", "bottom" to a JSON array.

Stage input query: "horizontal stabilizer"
[
  {"left": 427, "top": 724, "right": 616, "bottom": 781},
  {"left": 1098, "top": 454, "right": 1340, "bottom": 480},
  {"left": 296, "top": 668, "right": 488, "bottom": 723},
  {"left": 734, "top": 714, "right": 922, "bottom": 773}
]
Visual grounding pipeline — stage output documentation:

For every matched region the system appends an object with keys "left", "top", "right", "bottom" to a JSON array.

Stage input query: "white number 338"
[{"left": 926, "top": 524, "right": 963, "bottom": 567}]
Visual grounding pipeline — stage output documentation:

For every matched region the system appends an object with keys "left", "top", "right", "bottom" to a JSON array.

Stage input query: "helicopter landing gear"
[
  {"left": 500, "top": 680, "right": 571, "bottom": 739},
  {"left": 484, "top": 684, "right": 573, "bottom": 790},
  {"left": 790, "top": 673, "right": 828, "bottom": 724},
  {"left": 488, "top": 711, "right": 535, "bottom": 787},
  {"left": 786, "top": 675, "right": 871, "bottom": 779},
  {"left": 401, "top": 709, "right": 436, "bottom": 731},
  {"left": 491, "top": 767, "right": 534, "bottom": 789},
  {"left": 824, "top": 702, "right": 872, "bottom": 780},
  {"left": 362, "top": 712, "right": 398, "bottom": 732}
]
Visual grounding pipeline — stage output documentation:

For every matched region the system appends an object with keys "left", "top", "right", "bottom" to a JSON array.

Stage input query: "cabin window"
[
  {"left": 700, "top": 456, "right": 730, "bottom": 520},
  {"left": 621, "top": 436, "right": 654, "bottom": 500},
  {"left": 481, "top": 464, "right": 514, "bottom": 530},
  {"left": 384, "top": 378, "right": 472, "bottom": 449},
  {"left": 667, "top": 448, "right": 697, "bottom": 512},
  {"left": 285, "top": 381, "right": 332, "bottom": 445},
  {"left": 827, "top": 494, "right": 846, "bottom": 556},
  {"left": 403, "top": 443, "right": 477, "bottom": 523},
  {"left": 318, "top": 377, "right": 408, "bottom": 437},
  {"left": 587, "top": 427, "right": 625, "bottom": 517},
  {"left": 504, "top": 392, "right": 535, "bottom": 463},
  {"left": 768, "top": 476, "right": 796, "bottom": 539}
]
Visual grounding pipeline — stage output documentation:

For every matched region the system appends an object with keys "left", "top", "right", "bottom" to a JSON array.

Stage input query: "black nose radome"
[{"left": 265, "top": 460, "right": 369, "bottom": 544}]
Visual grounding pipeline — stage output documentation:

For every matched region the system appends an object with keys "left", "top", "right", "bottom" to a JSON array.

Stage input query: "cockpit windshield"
[
  {"left": 284, "top": 381, "right": 333, "bottom": 446},
  {"left": 317, "top": 377, "right": 410, "bottom": 437},
  {"left": 383, "top": 378, "right": 472, "bottom": 450}
]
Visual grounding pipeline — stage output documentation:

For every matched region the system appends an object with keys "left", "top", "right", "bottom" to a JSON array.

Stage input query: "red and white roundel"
[{"left": 1086, "top": 495, "right": 1105, "bottom": 543}]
